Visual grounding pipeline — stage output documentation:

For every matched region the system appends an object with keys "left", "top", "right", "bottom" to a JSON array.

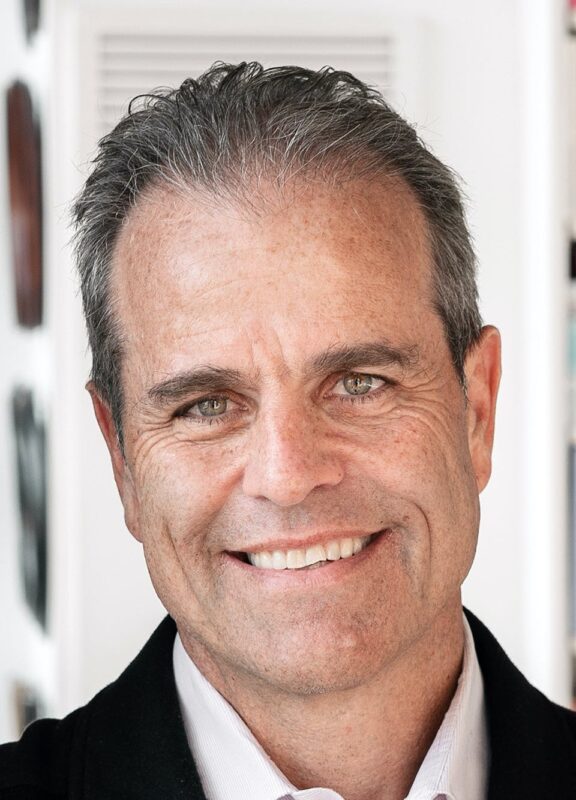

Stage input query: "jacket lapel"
[
  {"left": 465, "top": 609, "right": 576, "bottom": 799},
  {"left": 81, "top": 616, "right": 207, "bottom": 800}
]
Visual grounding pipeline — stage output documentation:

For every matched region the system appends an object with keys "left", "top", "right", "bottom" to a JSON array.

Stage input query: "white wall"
[
  {"left": 36, "top": 0, "right": 573, "bottom": 715},
  {"left": 0, "top": 0, "right": 57, "bottom": 741}
]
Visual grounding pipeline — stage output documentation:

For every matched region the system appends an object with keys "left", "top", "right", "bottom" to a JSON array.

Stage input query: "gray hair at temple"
[{"left": 72, "top": 61, "right": 482, "bottom": 450}]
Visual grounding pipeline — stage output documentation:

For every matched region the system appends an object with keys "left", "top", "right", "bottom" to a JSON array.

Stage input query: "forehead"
[{"left": 111, "top": 177, "right": 440, "bottom": 386}]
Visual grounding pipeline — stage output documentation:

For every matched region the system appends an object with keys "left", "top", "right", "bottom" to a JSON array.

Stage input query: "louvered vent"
[{"left": 89, "top": 32, "right": 398, "bottom": 140}]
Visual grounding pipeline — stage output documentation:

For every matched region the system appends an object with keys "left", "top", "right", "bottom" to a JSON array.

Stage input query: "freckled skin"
[{"left": 90, "top": 178, "right": 501, "bottom": 799}]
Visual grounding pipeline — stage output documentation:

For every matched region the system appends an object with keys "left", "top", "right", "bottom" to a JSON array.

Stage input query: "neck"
[{"left": 181, "top": 603, "right": 465, "bottom": 800}]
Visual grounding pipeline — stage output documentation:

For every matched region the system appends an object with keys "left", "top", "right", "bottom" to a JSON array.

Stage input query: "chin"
[
  {"left": 234, "top": 631, "right": 389, "bottom": 697},
  {"left": 266, "top": 655, "right": 385, "bottom": 697}
]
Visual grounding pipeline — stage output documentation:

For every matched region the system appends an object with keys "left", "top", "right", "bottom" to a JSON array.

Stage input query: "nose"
[{"left": 241, "top": 401, "right": 344, "bottom": 507}]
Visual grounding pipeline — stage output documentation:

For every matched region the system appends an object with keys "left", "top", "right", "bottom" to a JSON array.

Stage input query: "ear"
[
  {"left": 464, "top": 325, "right": 502, "bottom": 493},
  {"left": 87, "top": 382, "right": 143, "bottom": 542}
]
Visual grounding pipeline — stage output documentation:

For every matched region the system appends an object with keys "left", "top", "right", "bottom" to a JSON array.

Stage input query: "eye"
[
  {"left": 334, "top": 373, "right": 386, "bottom": 397},
  {"left": 173, "top": 393, "right": 248, "bottom": 433},
  {"left": 180, "top": 396, "right": 229, "bottom": 419}
]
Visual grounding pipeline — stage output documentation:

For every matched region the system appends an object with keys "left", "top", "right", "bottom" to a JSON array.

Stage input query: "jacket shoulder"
[
  {"left": 0, "top": 618, "right": 194, "bottom": 800},
  {"left": 553, "top": 700, "right": 576, "bottom": 737},
  {"left": 0, "top": 707, "right": 87, "bottom": 799}
]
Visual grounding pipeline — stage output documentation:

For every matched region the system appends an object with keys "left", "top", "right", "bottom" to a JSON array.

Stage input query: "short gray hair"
[{"left": 72, "top": 61, "right": 482, "bottom": 448}]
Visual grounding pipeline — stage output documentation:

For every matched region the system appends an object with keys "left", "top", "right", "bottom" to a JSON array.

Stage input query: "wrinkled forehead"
[{"left": 110, "top": 175, "right": 434, "bottom": 315}]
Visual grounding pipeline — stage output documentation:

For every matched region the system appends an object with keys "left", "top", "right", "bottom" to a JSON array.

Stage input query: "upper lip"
[{"left": 228, "top": 529, "right": 384, "bottom": 555}]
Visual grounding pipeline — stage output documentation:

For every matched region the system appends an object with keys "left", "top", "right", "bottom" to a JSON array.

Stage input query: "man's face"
[{"left": 93, "top": 178, "right": 500, "bottom": 695}]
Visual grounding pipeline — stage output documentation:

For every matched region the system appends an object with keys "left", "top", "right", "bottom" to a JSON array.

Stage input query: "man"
[{"left": 1, "top": 62, "right": 575, "bottom": 800}]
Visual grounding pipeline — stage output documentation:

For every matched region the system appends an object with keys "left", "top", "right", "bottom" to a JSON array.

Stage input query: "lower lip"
[{"left": 223, "top": 529, "right": 392, "bottom": 588}]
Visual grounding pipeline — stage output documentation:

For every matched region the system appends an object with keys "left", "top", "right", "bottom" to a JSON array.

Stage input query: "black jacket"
[{"left": 1, "top": 610, "right": 576, "bottom": 799}]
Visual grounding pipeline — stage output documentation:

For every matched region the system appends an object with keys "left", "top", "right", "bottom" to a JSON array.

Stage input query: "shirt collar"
[
  {"left": 406, "top": 614, "right": 489, "bottom": 800},
  {"left": 173, "top": 613, "right": 488, "bottom": 800},
  {"left": 173, "top": 635, "right": 295, "bottom": 800}
]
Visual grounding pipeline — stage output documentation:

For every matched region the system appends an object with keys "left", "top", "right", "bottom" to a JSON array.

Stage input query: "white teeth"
[
  {"left": 286, "top": 549, "right": 306, "bottom": 568},
  {"left": 340, "top": 538, "right": 354, "bottom": 558},
  {"left": 246, "top": 534, "right": 373, "bottom": 570},
  {"left": 305, "top": 544, "right": 326, "bottom": 567},
  {"left": 325, "top": 541, "right": 341, "bottom": 561}
]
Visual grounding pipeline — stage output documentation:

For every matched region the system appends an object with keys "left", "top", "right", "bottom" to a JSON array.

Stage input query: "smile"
[{"left": 243, "top": 533, "right": 379, "bottom": 571}]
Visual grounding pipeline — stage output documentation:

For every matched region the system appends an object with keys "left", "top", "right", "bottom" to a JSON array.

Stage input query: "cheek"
[
  {"left": 131, "top": 439, "right": 241, "bottom": 626},
  {"left": 352, "top": 409, "right": 480, "bottom": 567},
  {"left": 353, "top": 407, "right": 471, "bottom": 491},
  {"left": 131, "top": 435, "right": 242, "bottom": 543}
]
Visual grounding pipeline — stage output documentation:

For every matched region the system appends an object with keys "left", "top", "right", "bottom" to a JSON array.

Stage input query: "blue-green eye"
[
  {"left": 195, "top": 397, "right": 228, "bottom": 417},
  {"left": 341, "top": 373, "right": 381, "bottom": 395}
]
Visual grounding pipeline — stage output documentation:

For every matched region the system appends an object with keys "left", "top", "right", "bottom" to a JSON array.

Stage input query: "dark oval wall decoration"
[
  {"left": 23, "top": 0, "right": 41, "bottom": 41},
  {"left": 6, "top": 80, "right": 43, "bottom": 328},
  {"left": 11, "top": 386, "right": 48, "bottom": 630}
]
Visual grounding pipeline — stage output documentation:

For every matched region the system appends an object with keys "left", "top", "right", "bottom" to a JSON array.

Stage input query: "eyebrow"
[
  {"left": 308, "top": 341, "right": 420, "bottom": 375},
  {"left": 145, "top": 340, "right": 420, "bottom": 408},
  {"left": 147, "top": 367, "right": 246, "bottom": 407}
]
